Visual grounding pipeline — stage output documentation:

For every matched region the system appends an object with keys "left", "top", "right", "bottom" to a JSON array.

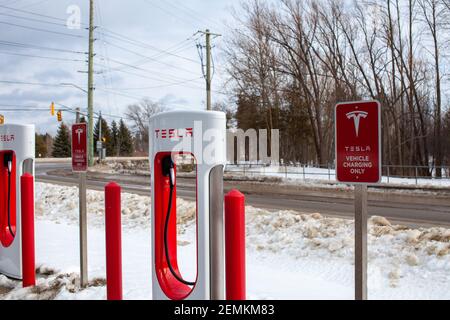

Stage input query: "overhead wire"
[{"left": 0, "top": 20, "right": 85, "bottom": 38}]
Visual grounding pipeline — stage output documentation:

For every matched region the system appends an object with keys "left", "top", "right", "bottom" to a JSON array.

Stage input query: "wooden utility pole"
[
  {"left": 87, "top": 0, "right": 95, "bottom": 166},
  {"left": 206, "top": 29, "right": 211, "bottom": 111},
  {"left": 198, "top": 29, "right": 221, "bottom": 111}
]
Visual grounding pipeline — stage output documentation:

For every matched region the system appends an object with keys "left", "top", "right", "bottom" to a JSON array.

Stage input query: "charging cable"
[
  {"left": 4, "top": 154, "right": 15, "bottom": 238},
  {"left": 163, "top": 157, "right": 195, "bottom": 286}
]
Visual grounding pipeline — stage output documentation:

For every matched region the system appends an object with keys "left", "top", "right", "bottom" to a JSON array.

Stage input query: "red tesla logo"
[
  {"left": 155, "top": 128, "right": 193, "bottom": 139},
  {"left": 0, "top": 135, "right": 14, "bottom": 142}
]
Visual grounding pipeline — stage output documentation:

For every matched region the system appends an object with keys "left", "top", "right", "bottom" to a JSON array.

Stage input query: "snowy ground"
[
  {"left": 226, "top": 165, "right": 450, "bottom": 187},
  {"left": 1, "top": 182, "right": 450, "bottom": 300},
  {"left": 98, "top": 160, "right": 450, "bottom": 188}
]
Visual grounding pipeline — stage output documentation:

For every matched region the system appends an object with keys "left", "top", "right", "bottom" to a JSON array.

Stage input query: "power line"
[
  {"left": 0, "top": 77, "right": 227, "bottom": 96},
  {"left": 0, "top": 108, "right": 49, "bottom": 112},
  {"left": 98, "top": 30, "right": 200, "bottom": 64},
  {"left": 0, "top": 50, "right": 85, "bottom": 62},
  {"left": 0, "top": 39, "right": 86, "bottom": 54},
  {"left": 0, "top": 79, "right": 84, "bottom": 88},
  {"left": 141, "top": 0, "right": 199, "bottom": 28},
  {"left": 95, "top": 63, "right": 207, "bottom": 92},
  {"left": 0, "top": 3, "right": 85, "bottom": 25},
  {"left": 95, "top": 0, "right": 117, "bottom": 113},
  {"left": 113, "top": 77, "right": 204, "bottom": 91},
  {"left": 98, "top": 39, "right": 197, "bottom": 74},
  {"left": 172, "top": 0, "right": 223, "bottom": 30},
  {"left": 0, "top": 12, "right": 68, "bottom": 27},
  {"left": 98, "top": 55, "right": 203, "bottom": 83},
  {"left": 0, "top": 20, "right": 85, "bottom": 38}
]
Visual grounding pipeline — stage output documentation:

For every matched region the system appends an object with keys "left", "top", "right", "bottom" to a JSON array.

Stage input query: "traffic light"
[
  {"left": 0, "top": 114, "right": 4, "bottom": 124},
  {"left": 102, "top": 137, "right": 106, "bottom": 143},
  {"left": 57, "top": 110, "right": 62, "bottom": 122},
  {"left": 50, "top": 102, "right": 55, "bottom": 116}
]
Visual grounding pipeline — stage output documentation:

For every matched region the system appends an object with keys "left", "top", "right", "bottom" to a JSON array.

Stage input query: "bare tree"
[
  {"left": 418, "top": 0, "right": 449, "bottom": 176},
  {"left": 223, "top": 0, "right": 448, "bottom": 172},
  {"left": 125, "top": 98, "right": 166, "bottom": 153}
]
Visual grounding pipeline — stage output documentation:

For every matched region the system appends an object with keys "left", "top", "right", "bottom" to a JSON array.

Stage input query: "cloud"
[
  {"left": 0, "top": 0, "right": 235, "bottom": 135},
  {"left": 33, "top": 69, "right": 74, "bottom": 82}
]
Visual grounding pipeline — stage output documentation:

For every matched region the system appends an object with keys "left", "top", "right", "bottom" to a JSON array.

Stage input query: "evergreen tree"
[
  {"left": 110, "top": 120, "right": 119, "bottom": 157},
  {"left": 51, "top": 123, "right": 71, "bottom": 158},
  {"left": 118, "top": 119, "right": 134, "bottom": 156},
  {"left": 35, "top": 133, "right": 48, "bottom": 158},
  {"left": 94, "top": 117, "right": 113, "bottom": 156}
]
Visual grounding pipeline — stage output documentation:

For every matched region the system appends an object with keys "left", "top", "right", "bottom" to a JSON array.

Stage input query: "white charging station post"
[
  {"left": 335, "top": 101, "right": 381, "bottom": 300},
  {"left": 0, "top": 124, "right": 35, "bottom": 280},
  {"left": 149, "top": 110, "right": 226, "bottom": 300}
]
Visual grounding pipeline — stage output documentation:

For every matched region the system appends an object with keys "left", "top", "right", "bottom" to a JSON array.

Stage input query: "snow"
[
  {"left": 226, "top": 165, "right": 450, "bottom": 187},
  {"left": 1, "top": 182, "right": 450, "bottom": 300}
]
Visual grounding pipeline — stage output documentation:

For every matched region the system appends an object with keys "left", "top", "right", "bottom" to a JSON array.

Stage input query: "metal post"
[
  {"left": 354, "top": 184, "right": 368, "bottom": 300},
  {"left": 79, "top": 172, "right": 88, "bottom": 287},
  {"left": 415, "top": 167, "right": 418, "bottom": 185},
  {"left": 387, "top": 166, "right": 390, "bottom": 183},
  {"left": 98, "top": 111, "right": 102, "bottom": 162},
  {"left": 303, "top": 164, "right": 306, "bottom": 180},
  {"left": 76, "top": 108, "right": 80, "bottom": 123}
]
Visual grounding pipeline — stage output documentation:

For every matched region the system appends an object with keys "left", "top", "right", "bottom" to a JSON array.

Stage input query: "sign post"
[
  {"left": 335, "top": 100, "right": 381, "bottom": 300},
  {"left": 72, "top": 123, "right": 88, "bottom": 288}
]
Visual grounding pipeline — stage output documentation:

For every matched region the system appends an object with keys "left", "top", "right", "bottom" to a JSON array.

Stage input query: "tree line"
[
  {"left": 37, "top": 117, "right": 134, "bottom": 158},
  {"left": 223, "top": 0, "right": 450, "bottom": 176}
]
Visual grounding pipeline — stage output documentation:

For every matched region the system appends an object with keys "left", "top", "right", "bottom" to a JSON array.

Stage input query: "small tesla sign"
[
  {"left": 72, "top": 123, "right": 87, "bottom": 172},
  {"left": 335, "top": 101, "right": 381, "bottom": 184}
]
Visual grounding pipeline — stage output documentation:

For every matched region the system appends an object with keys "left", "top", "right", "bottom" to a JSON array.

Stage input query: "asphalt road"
[{"left": 35, "top": 161, "right": 450, "bottom": 227}]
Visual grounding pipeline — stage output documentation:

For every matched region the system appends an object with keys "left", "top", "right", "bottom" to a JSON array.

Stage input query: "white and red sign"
[
  {"left": 335, "top": 101, "right": 381, "bottom": 184},
  {"left": 72, "top": 123, "right": 87, "bottom": 172}
]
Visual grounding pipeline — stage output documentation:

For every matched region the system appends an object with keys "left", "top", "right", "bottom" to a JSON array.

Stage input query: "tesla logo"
[
  {"left": 75, "top": 128, "right": 84, "bottom": 144},
  {"left": 346, "top": 111, "right": 368, "bottom": 137},
  {"left": 0, "top": 134, "right": 14, "bottom": 142},
  {"left": 155, "top": 128, "right": 193, "bottom": 139}
]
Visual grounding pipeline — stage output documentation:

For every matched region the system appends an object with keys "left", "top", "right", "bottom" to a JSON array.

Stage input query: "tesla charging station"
[
  {"left": 150, "top": 110, "right": 227, "bottom": 300},
  {"left": 0, "top": 124, "right": 35, "bottom": 279}
]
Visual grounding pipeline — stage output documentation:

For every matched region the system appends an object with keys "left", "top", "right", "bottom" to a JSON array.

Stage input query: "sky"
[{"left": 0, "top": 0, "right": 240, "bottom": 134}]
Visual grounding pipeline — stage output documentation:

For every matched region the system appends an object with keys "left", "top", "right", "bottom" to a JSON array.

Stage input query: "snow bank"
[
  {"left": 1, "top": 182, "right": 450, "bottom": 300},
  {"left": 35, "top": 182, "right": 195, "bottom": 229}
]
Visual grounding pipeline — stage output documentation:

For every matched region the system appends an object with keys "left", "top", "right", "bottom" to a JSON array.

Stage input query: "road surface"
[{"left": 36, "top": 161, "right": 450, "bottom": 227}]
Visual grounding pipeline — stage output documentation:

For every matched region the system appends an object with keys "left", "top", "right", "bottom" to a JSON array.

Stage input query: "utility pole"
[
  {"left": 206, "top": 29, "right": 211, "bottom": 111},
  {"left": 198, "top": 29, "right": 221, "bottom": 111},
  {"left": 76, "top": 108, "right": 80, "bottom": 123},
  {"left": 98, "top": 111, "right": 102, "bottom": 162},
  {"left": 87, "top": 0, "right": 95, "bottom": 166}
]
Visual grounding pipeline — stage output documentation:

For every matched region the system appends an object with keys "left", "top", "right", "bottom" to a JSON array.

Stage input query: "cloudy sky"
[{"left": 0, "top": 0, "right": 240, "bottom": 134}]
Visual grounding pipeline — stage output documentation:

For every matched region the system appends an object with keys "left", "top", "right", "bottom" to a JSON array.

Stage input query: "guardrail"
[{"left": 225, "top": 163, "right": 450, "bottom": 185}]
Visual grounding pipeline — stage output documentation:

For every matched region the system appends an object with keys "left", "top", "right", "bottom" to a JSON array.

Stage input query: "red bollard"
[
  {"left": 225, "top": 189, "right": 246, "bottom": 300},
  {"left": 21, "top": 173, "right": 35, "bottom": 288},
  {"left": 105, "top": 182, "right": 123, "bottom": 300}
]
